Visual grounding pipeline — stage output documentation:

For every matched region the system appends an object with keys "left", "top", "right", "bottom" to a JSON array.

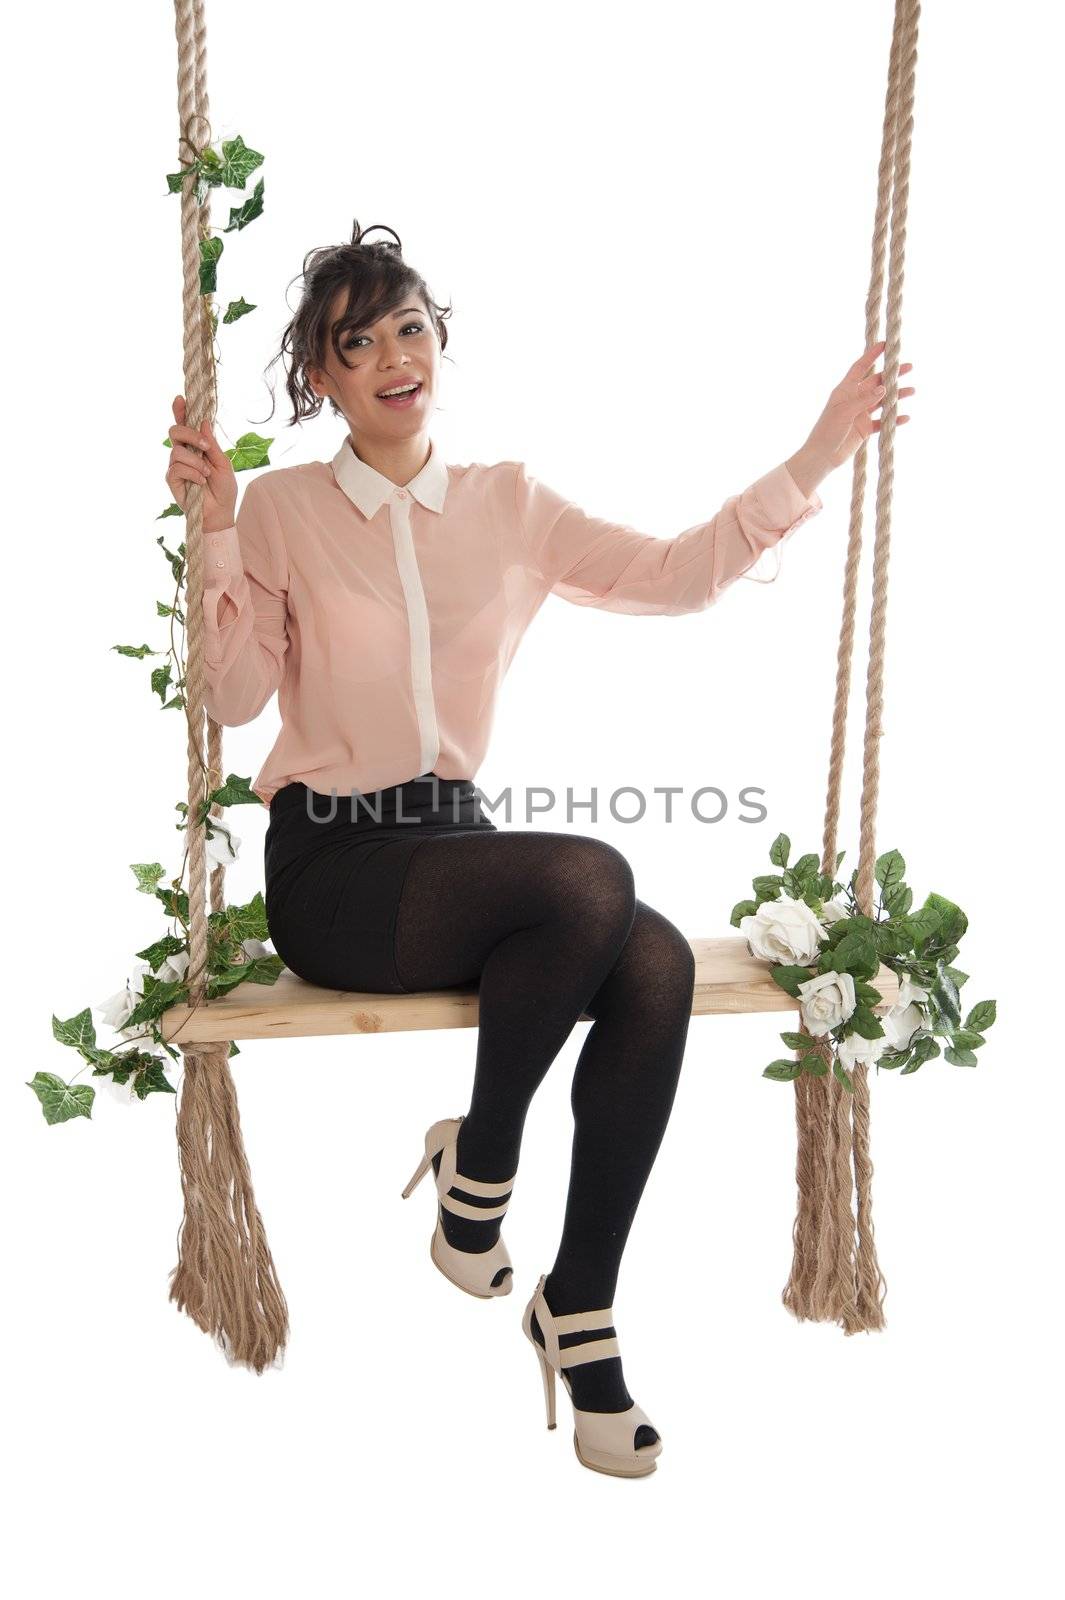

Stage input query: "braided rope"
[
  {"left": 783, "top": 0, "right": 920, "bottom": 1334},
  {"left": 167, "top": 0, "right": 288, "bottom": 1372}
]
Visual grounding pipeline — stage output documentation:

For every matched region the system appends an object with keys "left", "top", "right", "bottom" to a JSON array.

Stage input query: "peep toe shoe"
[
  {"left": 522, "top": 1273, "right": 663, "bottom": 1478},
  {"left": 401, "top": 1115, "right": 515, "bottom": 1297}
]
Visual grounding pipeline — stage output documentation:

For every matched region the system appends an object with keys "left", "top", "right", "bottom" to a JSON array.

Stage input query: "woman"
[{"left": 166, "top": 221, "right": 914, "bottom": 1478}]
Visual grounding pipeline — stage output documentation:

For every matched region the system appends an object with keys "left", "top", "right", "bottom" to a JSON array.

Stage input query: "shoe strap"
[
  {"left": 452, "top": 1170, "right": 515, "bottom": 1196},
  {"left": 533, "top": 1276, "right": 619, "bottom": 1373},
  {"left": 435, "top": 1130, "right": 515, "bottom": 1209},
  {"left": 559, "top": 1335, "right": 621, "bottom": 1369},
  {"left": 553, "top": 1306, "right": 615, "bottom": 1334},
  {"left": 440, "top": 1192, "right": 511, "bottom": 1221}
]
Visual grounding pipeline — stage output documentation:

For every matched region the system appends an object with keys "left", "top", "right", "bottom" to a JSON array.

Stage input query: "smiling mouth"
[{"left": 376, "top": 382, "right": 423, "bottom": 404}]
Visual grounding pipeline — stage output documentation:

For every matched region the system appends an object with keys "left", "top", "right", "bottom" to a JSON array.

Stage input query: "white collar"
[{"left": 330, "top": 434, "right": 449, "bottom": 518}]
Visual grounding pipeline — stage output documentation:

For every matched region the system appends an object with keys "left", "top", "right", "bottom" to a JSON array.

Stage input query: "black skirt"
[{"left": 263, "top": 774, "right": 497, "bottom": 993}]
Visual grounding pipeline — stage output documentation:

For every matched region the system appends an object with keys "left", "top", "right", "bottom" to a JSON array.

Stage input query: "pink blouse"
[{"left": 201, "top": 435, "right": 823, "bottom": 807}]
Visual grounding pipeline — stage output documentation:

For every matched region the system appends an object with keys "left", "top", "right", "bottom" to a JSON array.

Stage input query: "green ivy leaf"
[
  {"left": 823, "top": 929, "right": 879, "bottom": 979},
  {"left": 222, "top": 296, "right": 257, "bottom": 323},
  {"left": 134, "top": 932, "right": 187, "bottom": 972},
  {"left": 769, "top": 833, "right": 790, "bottom": 868},
  {"left": 769, "top": 965, "right": 812, "bottom": 998},
  {"left": 123, "top": 975, "right": 189, "bottom": 1030},
  {"left": 51, "top": 1007, "right": 96, "bottom": 1050},
  {"left": 931, "top": 964, "right": 962, "bottom": 1027},
  {"left": 209, "top": 890, "right": 271, "bottom": 945},
  {"left": 199, "top": 235, "right": 224, "bottom": 295},
  {"left": 155, "top": 884, "right": 190, "bottom": 921},
  {"left": 207, "top": 772, "right": 264, "bottom": 809},
  {"left": 951, "top": 1028, "right": 985, "bottom": 1051},
  {"left": 882, "top": 882, "right": 913, "bottom": 918},
  {"left": 222, "top": 176, "right": 264, "bottom": 232},
  {"left": 208, "top": 952, "right": 284, "bottom": 996},
  {"left": 964, "top": 999, "right": 997, "bottom": 1032},
  {"left": 763, "top": 1059, "right": 802, "bottom": 1082},
  {"left": 226, "top": 431, "right": 274, "bottom": 472},
  {"left": 844, "top": 1006, "right": 885, "bottom": 1041},
  {"left": 922, "top": 892, "right": 968, "bottom": 948},
  {"left": 150, "top": 663, "right": 172, "bottom": 702},
  {"left": 157, "top": 503, "right": 184, "bottom": 519},
  {"left": 133, "top": 1058, "right": 177, "bottom": 1100},
  {"left": 112, "top": 643, "right": 159, "bottom": 659},
  {"left": 27, "top": 1072, "right": 95, "bottom": 1124},
  {"left": 216, "top": 134, "right": 265, "bottom": 189},
  {"left": 906, "top": 907, "right": 943, "bottom": 947},
  {"left": 832, "top": 1059, "right": 855, "bottom": 1094},
  {"left": 875, "top": 849, "right": 906, "bottom": 893},
  {"left": 131, "top": 863, "right": 166, "bottom": 895},
  {"left": 909, "top": 1036, "right": 942, "bottom": 1068}
]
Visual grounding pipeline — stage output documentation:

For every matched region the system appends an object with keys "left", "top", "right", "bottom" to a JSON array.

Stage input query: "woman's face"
[{"left": 308, "top": 288, "right": 439, "bottom": 439}]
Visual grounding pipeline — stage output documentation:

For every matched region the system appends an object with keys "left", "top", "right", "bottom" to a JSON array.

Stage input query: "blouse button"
[
  {"left": 395, "top": 489, "right": 407, "bottom": 499},
  {"left": 215, "top": 560, "right": 225, "bottom": 567}
]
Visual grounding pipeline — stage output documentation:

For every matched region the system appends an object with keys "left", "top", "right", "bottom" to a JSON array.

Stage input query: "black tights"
[{"left": 393, "top": 830, "right": 696, "bottom": 1412}]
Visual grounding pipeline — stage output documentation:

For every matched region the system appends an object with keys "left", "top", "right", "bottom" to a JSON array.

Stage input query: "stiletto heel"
[
  {"left": 521, "top": 1273, "right": 663, "bottom": 1478},
  {"left": 401, "top": 1150, "right": 432, "bottom": 1197},
  {"left": 400, "top": 1115, "right": 516, "bottom": 1298},
  {"left": 532, "top": 1339, "right": 557, "bottom": 1429}
]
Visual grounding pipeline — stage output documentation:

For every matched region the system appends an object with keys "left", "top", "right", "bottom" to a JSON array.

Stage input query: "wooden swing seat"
[{"left": 160, "top": 934, "right": 901, "bottom": 1044}]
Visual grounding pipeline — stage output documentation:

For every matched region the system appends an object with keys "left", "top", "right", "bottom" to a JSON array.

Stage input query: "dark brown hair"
[{"left": 260, "top": 219, "right": 453, "bottom": 427}]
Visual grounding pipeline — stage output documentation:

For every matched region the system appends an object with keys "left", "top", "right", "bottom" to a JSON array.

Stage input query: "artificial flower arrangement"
[
  {"left": 731, "top": 833, "right": 996, "bottom": 1092},
  {"left": 29, "top": 134, "right": 284, "bottom": 1127}
]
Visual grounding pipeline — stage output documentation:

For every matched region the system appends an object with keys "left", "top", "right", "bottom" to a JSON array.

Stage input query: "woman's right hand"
[{"left": 166, "top": 395, "right": 238, "bottom": 534}]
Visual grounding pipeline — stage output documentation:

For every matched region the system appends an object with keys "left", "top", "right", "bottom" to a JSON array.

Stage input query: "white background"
[{"left": 5, "top": 0, "right": 1061, "bottom": 1594}]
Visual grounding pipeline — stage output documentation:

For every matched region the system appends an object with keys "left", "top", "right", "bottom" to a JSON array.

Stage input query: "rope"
[
  {"left": 167, "top": 0, "right": 288, "bottom": 1372},
  {"left": 783, "top": 0, "right": 920, "bottom": 1334}
]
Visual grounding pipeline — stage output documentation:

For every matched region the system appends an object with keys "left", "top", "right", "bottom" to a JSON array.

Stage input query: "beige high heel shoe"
[
  {"left": 401, "top": 1115, "right": 515, "bottom": 1298},
  {"left": 521, "top": 1273, "right": 663, "bottom": 1477}
]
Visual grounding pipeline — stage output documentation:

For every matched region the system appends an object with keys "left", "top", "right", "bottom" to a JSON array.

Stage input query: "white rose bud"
[
  {"left": 740, "top": 894, "right": 827, "bottom": 966},
  {"left": 205, "top": 819, "right": 241, "bottom": 867},
  {"left": 837, "top": 1030, "right": 888, "bottom": 1070},
  {"left": 155, "top": 949, "right": 190, "bottom": 985},
  {"left": 797, "top": 970, "right": 857, "bottom": 1037},
  {"left": 820, "top": 898, "right": 849, "bottom": 925},
  {"left": 897, "top": 974, "right": 930, "bottom": 1009},
  {"left": 882, "top": 1000, "right": 925, "bottom": 1051}
]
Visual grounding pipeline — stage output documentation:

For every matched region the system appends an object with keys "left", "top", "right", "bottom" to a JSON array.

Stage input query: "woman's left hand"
[{"left": 801, "top": 340, "right": 915, "bottom": 480}]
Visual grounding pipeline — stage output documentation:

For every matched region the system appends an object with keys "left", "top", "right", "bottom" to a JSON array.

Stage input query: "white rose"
[
  {"left": 240, "top": 938, "right": 272, "bottom": 961},
  {"left": 881, "top": 1000, "right": 925, "bottom": 1052},
  {"left": 205, "top": 818, "right": 241, "bottom": 867},
  {"left": 95, "top": 960, "right": 151, "bottom": 1033},
  {"left": 820, "top": 898, "right": 849, "bottom": 925},
  {"left": 837, "top": 1030, "right": 889, "bottom": 1070},
  {"left": 897, "top": 974, "right": 930, "bottom": 1009},
  {"left": 740, "top": 895, "right": 827, "bottom": 966},
  {"left": 797, "top": 970, "right": 856, "bottom": 1037}
]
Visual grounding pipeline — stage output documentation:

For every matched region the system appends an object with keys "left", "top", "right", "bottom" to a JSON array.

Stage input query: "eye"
[{"left": 343, "top": 321, "right": 426, "bottom": 351}]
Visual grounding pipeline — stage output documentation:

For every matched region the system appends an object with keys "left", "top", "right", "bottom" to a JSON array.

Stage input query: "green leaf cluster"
[
  {"left": 730, "top": 831, "right": 847, "bottom": 929},
  {"left": 40, "top": 135, "right": 277, "bottom": 1128},
  {"left": 735, "top": 838, "right": 997, "bottom": 1095}
]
